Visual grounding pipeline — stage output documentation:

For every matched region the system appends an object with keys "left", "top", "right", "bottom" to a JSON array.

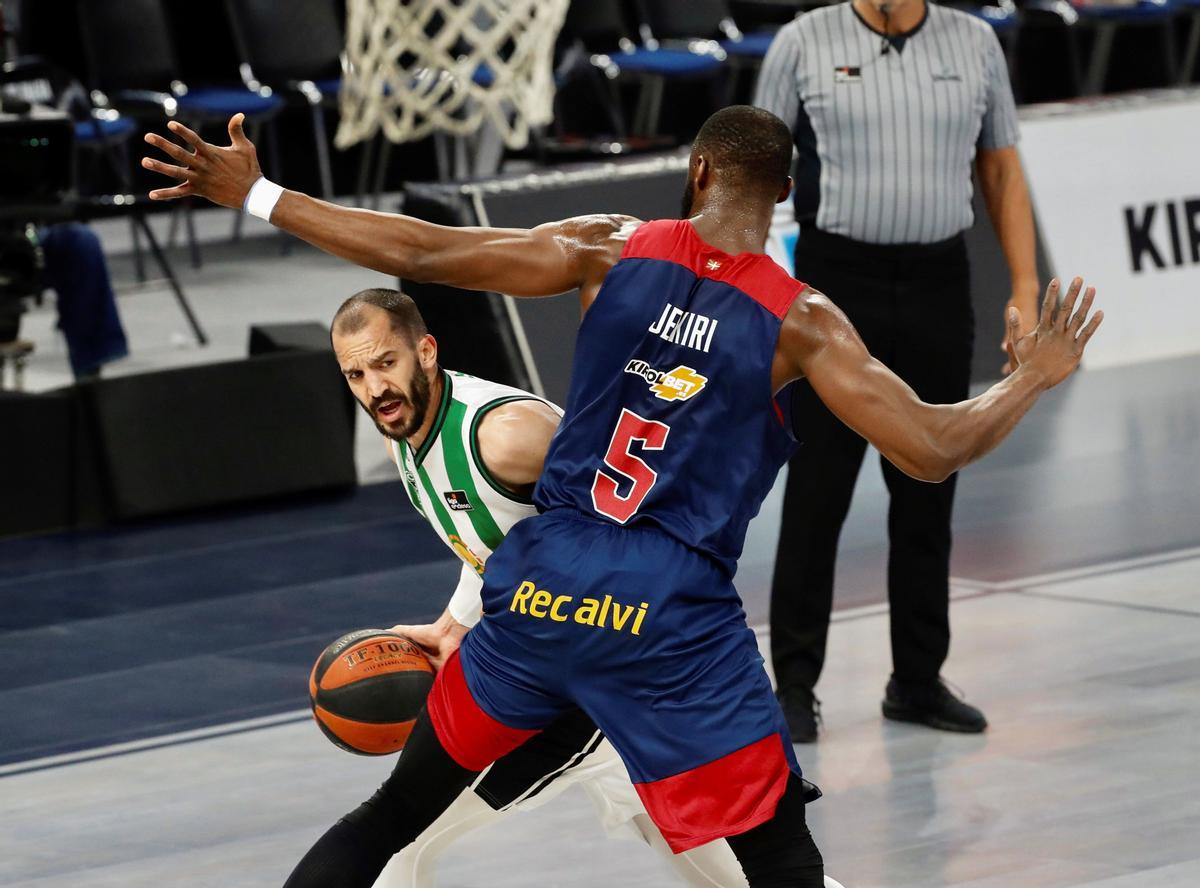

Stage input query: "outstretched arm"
[
  {"left": 777, "top": 278, "right": 1103, "bottom": 482},
  {"left": 142, "top": 114, "right": 634, "bottom": 299}
]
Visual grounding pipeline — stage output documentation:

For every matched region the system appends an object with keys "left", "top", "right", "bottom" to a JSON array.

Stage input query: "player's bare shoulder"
[
  {"left": 788, "top": 286, "right": 847, "bottom": 330},
  {"left": 548, "top": 214, "right": 641, "bottom": 310},
  {"left": 774, "top": 285, "right": 859, "bottom": 386},
  {"left": 476, "top": 399, "right": 561, "bottom": 494},
  {"left": 551, "top": 214, "right": 642, "bottom": 269}
]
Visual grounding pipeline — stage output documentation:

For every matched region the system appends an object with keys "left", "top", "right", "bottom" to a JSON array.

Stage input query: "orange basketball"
[{"left": 308, "top": 629, "right": 435, "bottom": 755}]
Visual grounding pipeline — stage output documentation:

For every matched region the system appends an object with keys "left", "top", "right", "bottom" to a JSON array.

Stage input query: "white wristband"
[{"left": 243, "top": 176, "right": 284, "bottom": 222}]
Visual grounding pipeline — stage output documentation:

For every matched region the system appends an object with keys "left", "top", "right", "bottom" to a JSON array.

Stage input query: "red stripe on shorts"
[
  {"left": 426, "top": 650, "right": 539, "bottom": 772},
  {"left": 633, "top": 732, "right": 792, "bottom": 853}
]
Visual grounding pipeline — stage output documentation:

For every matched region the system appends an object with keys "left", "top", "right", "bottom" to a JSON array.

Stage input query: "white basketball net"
[{"left": 336, "top": 0, "right": 570, "bottom": 151}]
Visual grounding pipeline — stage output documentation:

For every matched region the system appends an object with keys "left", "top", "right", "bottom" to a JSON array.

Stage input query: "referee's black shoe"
[
  {"left": 881, "top": 677, "right": 987, "bottom": 733},
  {"left": 776, "top": 686, "right": 821, "bottom": 743}
]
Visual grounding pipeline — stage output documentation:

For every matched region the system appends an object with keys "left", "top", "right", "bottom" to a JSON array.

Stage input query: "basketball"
[{"left": 308, "top": 629, "right": 435, "bottom": 755}]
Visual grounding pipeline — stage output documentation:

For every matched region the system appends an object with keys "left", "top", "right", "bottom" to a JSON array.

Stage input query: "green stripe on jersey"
[
  {"left": 413, "top": 372, "right": 453, "bottom": 466},
  {"left": 416, "top": 463, "right": 460, "bottom": 548},
  {"left": 442, "top": 399, "right": 505, "bottom": 552},
  {"left": 397, "top": 441, "right": 426, "bottom": 519}
]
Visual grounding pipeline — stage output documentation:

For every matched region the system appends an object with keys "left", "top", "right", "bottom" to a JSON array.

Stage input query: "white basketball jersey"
[{"left": 389, "top": 370, "right": 560, "bottom": 625}]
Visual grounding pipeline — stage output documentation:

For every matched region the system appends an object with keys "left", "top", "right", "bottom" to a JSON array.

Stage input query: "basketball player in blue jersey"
[
  {"left": 330, "top": 287, "right": 752, "bottom": 888},
  {"left": 143, "top": 106, "right": 1102, "bottom": 886}
]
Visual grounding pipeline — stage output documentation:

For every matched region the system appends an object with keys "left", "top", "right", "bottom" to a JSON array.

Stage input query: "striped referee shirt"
[{"left": 754, "top": 2, "right": 1020, "bottom": 245}]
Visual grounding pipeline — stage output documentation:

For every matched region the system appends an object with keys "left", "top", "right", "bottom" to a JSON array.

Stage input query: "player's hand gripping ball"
[{"left": 309, "top": 629, "right": 434, "bottom": 755}]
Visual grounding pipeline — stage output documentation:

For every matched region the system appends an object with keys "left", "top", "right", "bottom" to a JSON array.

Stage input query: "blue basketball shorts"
[{"left": 425, "top": 508, "right": 799, "bottom": 852}]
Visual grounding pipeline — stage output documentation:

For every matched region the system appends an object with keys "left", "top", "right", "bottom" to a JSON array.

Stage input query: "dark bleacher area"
[
  {"left": 11, "top": 0, "right": 438, "bottom": 198},
  {"left": 10, "top": 0, "right": 1199, "bottom": 204}
]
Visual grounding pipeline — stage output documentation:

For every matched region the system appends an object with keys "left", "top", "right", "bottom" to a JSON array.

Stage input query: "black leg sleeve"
[
  {"left": 726, "top": 774, "right": 825, "bottom": 888},
  {"left": 283, "top": 711, "right": 479, "bottom": 887}
]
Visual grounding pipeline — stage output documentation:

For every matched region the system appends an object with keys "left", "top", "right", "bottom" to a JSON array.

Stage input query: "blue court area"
[
  {"left": 4, "top": 351, "right": 1199, "bottom": 774},
  {"left": 3, "top": 356, "right": 1200, "bottom": 887},
  {"left": 0, "top": 481, "right": 458, "bottom": 767}
]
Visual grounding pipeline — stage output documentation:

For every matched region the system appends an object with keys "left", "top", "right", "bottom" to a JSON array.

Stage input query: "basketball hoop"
[{"left": 336, "top": 0, "right": 570, "bottom": 151}]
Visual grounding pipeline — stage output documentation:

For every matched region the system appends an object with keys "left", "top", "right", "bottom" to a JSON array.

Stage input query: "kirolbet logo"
[{"left": 624, "top": 360, "right": 708, "bottom": 402}]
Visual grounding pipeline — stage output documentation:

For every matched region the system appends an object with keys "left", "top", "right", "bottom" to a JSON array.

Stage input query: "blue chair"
[
  {"left": 73, "top": 112, "right": 138, "bottom": 144},
  {"left": 1019, "top": 0, "right": 1088, "bottom": 99},
  {"left": 76, "top": 0, "right": 285, "bottom": 128},
  {"left": 1071, "top": 0, "right": 1179, "bottom": 95},
  {"left": 637, "top": 0, "right": 792, "bottom": 107},
  {"left": 638, "top": 0, "right": 774, "bottom": 58},
  {"left": 70, "top": 109, "right": 149, "bottom": 276},
  {"left": 224, "top": 0, "right": 344, "bottom": 199},
  {"left": 0, "top": 56, "right": 208, "bottom": 344},
  {"left": 1, "top": 55, "right": 152, "bottom": 278},
  {"left": 77, "top": 0, "right": 285, "bottom": 265},
  {"left": 561, "top": 0, "right": 728, "bottom": 139}
]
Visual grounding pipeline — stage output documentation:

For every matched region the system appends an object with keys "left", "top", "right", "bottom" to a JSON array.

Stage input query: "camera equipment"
[
  {"left": 0, "top": 104, "right": 73, "bottom": 343},
  {"left": 0, "top": 104, "right": 74, "bottom": 204}
]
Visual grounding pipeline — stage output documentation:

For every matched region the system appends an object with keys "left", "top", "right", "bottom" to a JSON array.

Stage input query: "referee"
[{"left": 755, "top": 0, "right": 1038, "bottom": 741}]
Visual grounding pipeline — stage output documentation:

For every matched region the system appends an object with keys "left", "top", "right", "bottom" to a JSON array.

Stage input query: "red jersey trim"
[
  {"left": 632, "top": 732, "right": 793, "bottom": 853},
  {"left": 623, "top": 219, "right": 805, "bottom": 321},
  {"left": 427, "top": 651, "right": 540, "bottom": 772}
]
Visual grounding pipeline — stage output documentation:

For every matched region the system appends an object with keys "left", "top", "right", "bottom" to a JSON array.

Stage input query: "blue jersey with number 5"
[{"left": 533, "top": 219, "right": 807, "bottom": 575}]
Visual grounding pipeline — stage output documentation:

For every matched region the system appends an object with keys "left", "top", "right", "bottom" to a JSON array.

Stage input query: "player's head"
[
  {"left": 331, "top": 288, "right": 437, "bottom": 442},
  {"left": 681, "top": 105, "right": 793, "bottom": 218}
]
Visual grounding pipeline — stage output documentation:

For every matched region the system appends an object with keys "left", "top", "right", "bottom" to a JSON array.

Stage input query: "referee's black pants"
[{"left": 771, "top": 228, "right": 973, "bottom": 696}]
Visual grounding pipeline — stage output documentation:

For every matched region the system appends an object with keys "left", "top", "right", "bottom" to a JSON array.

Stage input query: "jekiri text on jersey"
[{"left": 648, "top": 303, "right": 718, "bottom": 353}]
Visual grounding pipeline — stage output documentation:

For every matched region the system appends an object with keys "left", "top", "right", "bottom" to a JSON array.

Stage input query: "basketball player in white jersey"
[{"left": 330, "top": 286, "right": 752, "bottom": 888}]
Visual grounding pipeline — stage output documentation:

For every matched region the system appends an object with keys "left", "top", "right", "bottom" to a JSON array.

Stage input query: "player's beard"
[
  {"left": 368, "top": 360, "right": 432, "bottom": 442},
  {"left": 680, "top": 178, "right": 696, "bottom": 219}
]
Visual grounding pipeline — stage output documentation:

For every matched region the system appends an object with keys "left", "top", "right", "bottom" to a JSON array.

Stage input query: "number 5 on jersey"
[{"left": 591, "top": 408, "right": 670, "bottom": 523}]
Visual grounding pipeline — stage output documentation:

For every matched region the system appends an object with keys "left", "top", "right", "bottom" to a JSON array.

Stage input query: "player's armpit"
[
  {"left": 777, "top": 291, "right": 954, "bottom": 483},
  {"left": 475, "top": 400, "right": 561, "bottom": 496}
]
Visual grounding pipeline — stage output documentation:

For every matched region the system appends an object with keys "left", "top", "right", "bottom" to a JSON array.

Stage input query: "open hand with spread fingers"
[
  {"left": 141, "top": 113, "right": 262, "bottom": 210},
  {"left": 1005, "top": 277, "right": 1104, "bottom": 389}
]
